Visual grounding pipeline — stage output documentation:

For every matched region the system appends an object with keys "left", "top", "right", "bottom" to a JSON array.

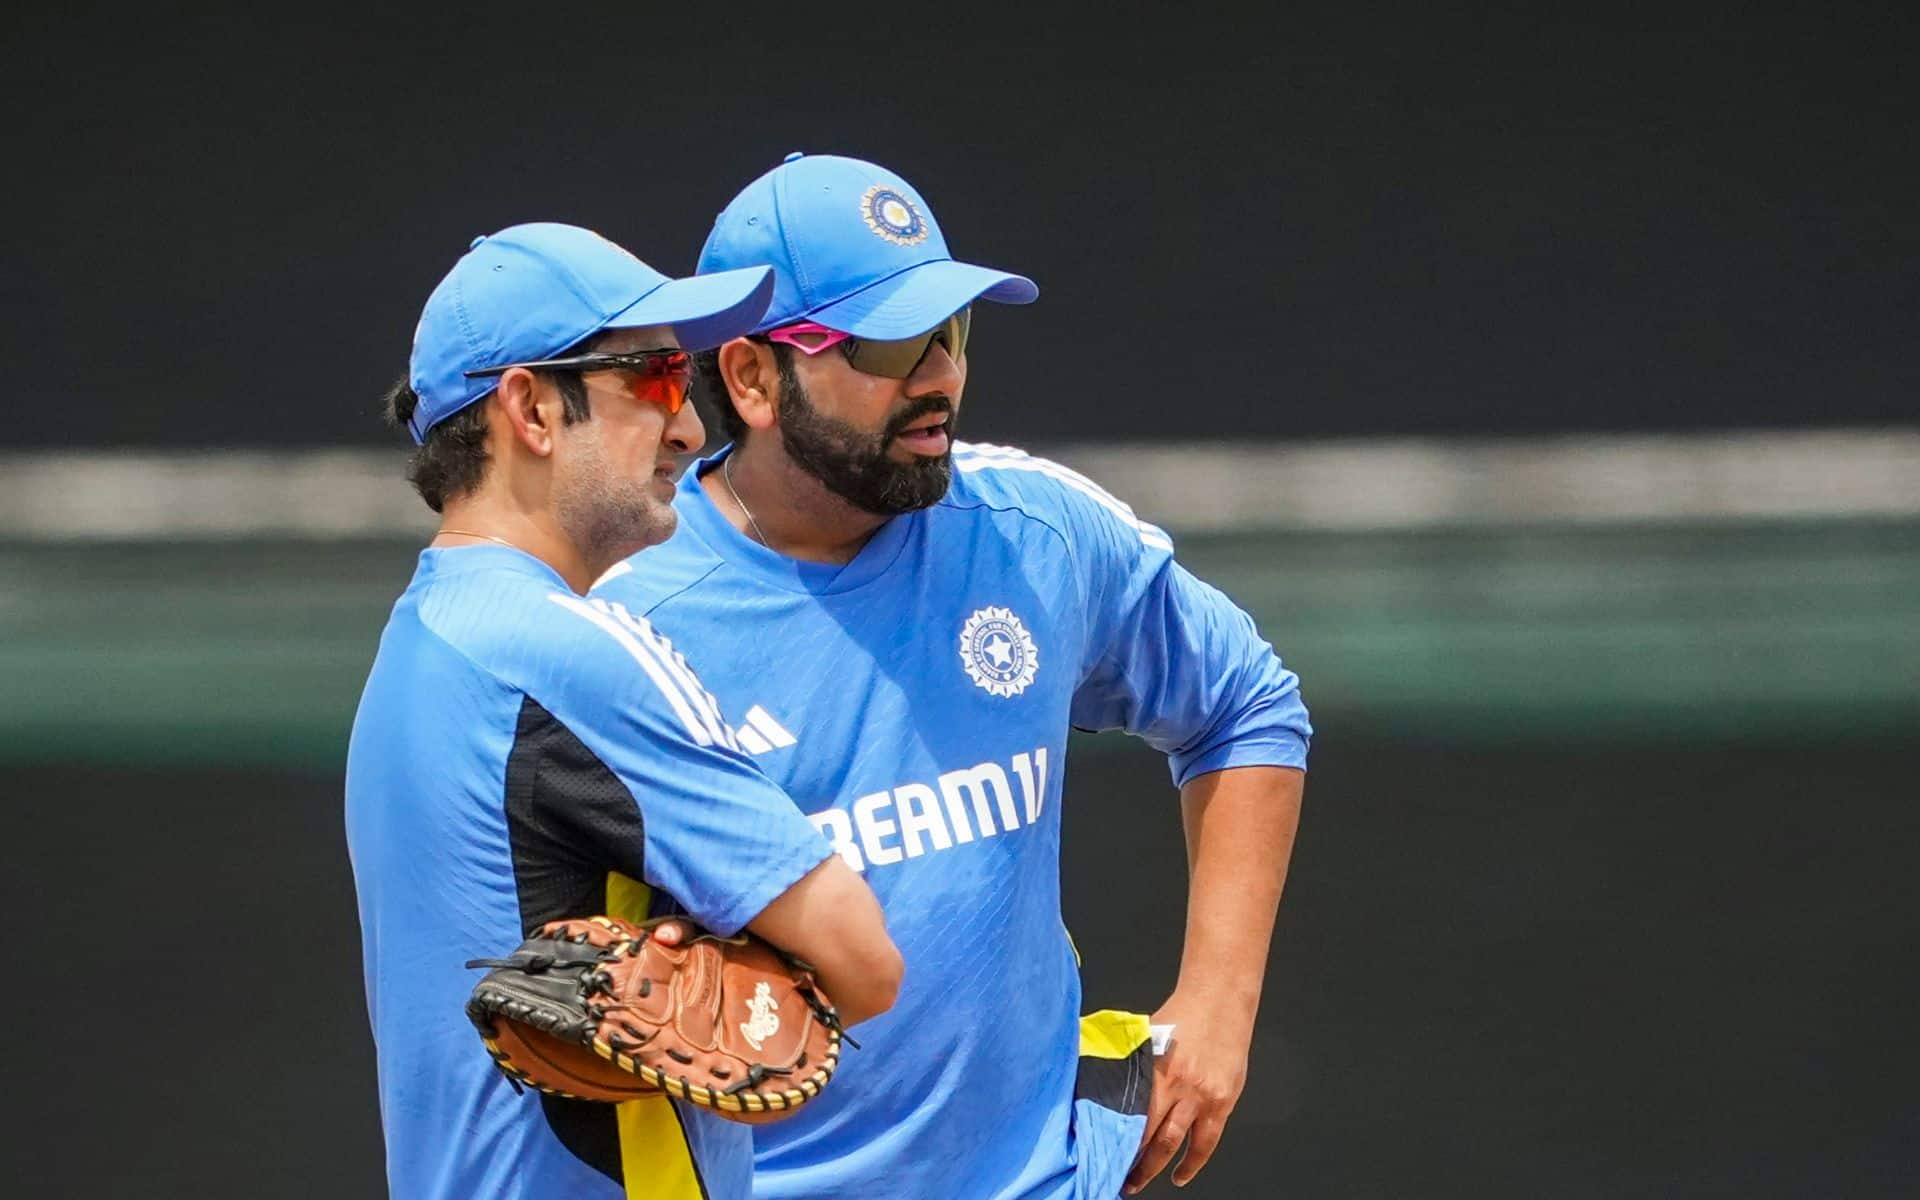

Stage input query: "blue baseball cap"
[
  {"left": 406, "top": 222, "right": 775, "bottom": 443},
  {"left": 697, "top": 153, "right": 1037, "bottom": 338}
]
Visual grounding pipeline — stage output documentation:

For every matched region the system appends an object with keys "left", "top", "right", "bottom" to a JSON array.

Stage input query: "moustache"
[{"left": 883, "top": 396, "right": 955, "bottom": 441}]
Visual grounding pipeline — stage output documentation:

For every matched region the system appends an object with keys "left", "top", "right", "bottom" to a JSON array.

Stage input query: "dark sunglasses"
[
  {"left": 760, "top": 307, "right": 970, "bottom": 379},
  {"left": 465, "top": 349, "right": 695, "bottom": 414}
]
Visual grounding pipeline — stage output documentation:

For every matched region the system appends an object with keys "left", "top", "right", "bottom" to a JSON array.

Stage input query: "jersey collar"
[
  {"left": 672, "top": 445, "right": 918, "bottom": 595},
  {"left": 415, "top": 542, "right": 574, "bottom": 591}
]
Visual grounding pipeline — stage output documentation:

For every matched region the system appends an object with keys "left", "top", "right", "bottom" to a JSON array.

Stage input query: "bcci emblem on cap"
[
  {"left": 861, "top": 185, "right": 928, "bottom": 246},
  {"left": 959, "top": 606, "right": 1039, "bottom": 699}
]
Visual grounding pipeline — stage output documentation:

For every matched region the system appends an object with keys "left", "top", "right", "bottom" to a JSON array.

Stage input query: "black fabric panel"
[
  {"left": 503, "top": 696, "right": 650, "bottom": 933},
  {"left": 535, "top": 1092, "right": 623, "bottom": 1183},
  {"left": 502, "top": 695, "right": 654, "bottom": 1185},
  {"left": 1074, "top": 1042, "right": 1153, "bottom": 1117}
]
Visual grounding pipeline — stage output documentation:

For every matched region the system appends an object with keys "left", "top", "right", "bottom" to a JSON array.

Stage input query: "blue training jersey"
[
  {"left": 345, "top": 545, "right": 834, "bottom": 1200},
  {"left": 594, "top": 441, "right": 1311, "bottom": 1200}
]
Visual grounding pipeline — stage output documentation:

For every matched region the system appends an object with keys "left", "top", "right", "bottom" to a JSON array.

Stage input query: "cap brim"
[
  {"left": 609, "top": 266, "right": 776, "bottom": 350},
  {"left": 797, "top": 259, "right": 1038, "bottom": 339}
]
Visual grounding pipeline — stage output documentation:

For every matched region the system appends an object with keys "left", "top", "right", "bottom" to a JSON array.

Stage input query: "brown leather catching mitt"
[{"left": 465, "top": 915, "right": 846, "bottom": 1118}]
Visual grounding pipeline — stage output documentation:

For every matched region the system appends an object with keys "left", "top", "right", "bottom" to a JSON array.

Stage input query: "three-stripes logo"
[{"left": 735, "top": 705, "right": 797, "bottom": 756}]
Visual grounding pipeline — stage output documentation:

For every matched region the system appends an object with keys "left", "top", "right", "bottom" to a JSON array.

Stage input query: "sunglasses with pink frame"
[{"left": 758, "top": 308, "right": 970, "bottom": 379}]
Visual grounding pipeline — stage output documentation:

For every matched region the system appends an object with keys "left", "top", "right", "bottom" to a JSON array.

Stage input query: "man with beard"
[
  {"left": 594, "top": 155, "right": 1311, "bottom": 1199},
  {"left": 345, "top": 223, "right": 901, "bottom": 1200}
]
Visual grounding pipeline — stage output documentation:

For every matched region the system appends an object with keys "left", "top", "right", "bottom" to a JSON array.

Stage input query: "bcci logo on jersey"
[{"left": 959, "top": 607, "right": 1038, "bottom": 698}]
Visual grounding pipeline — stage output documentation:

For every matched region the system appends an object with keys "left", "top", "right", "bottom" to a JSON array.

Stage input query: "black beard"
[{"left": 775, "top": 362, "right": 955, "bottom": 516}]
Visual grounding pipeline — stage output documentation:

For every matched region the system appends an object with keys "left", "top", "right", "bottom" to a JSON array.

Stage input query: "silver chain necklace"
[
  {"left": 722, "top": 454, "right": 773, "bottom": 548},
  {"left": 437, "top": 528, "right": 526, "bottom": 553}
]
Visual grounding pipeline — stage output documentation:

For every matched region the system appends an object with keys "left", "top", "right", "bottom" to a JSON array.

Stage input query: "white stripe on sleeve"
[
  {"left": 593, "top": 600, "right": 740, "bottom": 752},
  {"left": 547, "top": 593, "right": 713, "bottom": 746},
  {"left": 954, "top": 444, "right": 1175, "bottom": 553}
]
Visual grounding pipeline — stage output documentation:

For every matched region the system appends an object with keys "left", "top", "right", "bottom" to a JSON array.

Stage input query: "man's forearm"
[
  {"left": 1127, "top": 764, "right": 1306, "bottom": 1192},
  {"left": 1171, "top": 764, "right": 1305, "bottom": 1023}
]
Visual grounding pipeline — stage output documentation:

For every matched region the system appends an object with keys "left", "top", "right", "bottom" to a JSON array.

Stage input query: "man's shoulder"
[
  {"left": 410, "top": 564, "right": 734, "bottom": 754},
  {"left": 407, "top": 559, "right": 653, "bottom": 700},
  {"left": 945, "top": 442, "right": 1172, "bottom": 555}
]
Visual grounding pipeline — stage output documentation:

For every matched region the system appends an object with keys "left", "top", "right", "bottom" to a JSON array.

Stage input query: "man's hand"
[{"left": 1126, "top": 994, "right": 1254, "bottom": 1192}]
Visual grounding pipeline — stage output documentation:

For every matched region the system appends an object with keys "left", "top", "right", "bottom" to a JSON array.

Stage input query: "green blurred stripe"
[{"left": 6, "top": 521, "right": 1917, "bottom": 767}]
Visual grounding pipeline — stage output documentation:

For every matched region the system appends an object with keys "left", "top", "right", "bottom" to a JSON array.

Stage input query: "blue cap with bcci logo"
[
  {"left": 697, "top": 152, "right": 1038, "bottom": 337},
  {"left": 406, "top": 222, "right": 775, "bottom": 443}
]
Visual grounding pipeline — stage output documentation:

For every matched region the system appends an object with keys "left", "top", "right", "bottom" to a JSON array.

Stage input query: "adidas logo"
[{"left": 735, "top": 705, "right": 797, "bottom": 756}]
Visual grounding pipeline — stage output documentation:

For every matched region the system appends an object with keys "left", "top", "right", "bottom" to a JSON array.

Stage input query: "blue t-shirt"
[
  {"left": 594, "top": 441, "right": 1311, "bottom": 1200},
  {"left": 345, "top": 545, "right": 833, "bottom": 1200}
]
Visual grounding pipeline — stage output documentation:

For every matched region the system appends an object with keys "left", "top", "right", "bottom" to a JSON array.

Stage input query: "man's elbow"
[{"left": 833, "top": 940, "right": 904, "bottom": 1028}]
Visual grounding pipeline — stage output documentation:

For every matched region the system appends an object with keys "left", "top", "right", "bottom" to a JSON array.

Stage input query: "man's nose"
[
  {"left": 906, "top": 340, "right": 963, "bottom": 397},
  {"left": 665, "top": 398, "right": 707, "bottom": 456}
]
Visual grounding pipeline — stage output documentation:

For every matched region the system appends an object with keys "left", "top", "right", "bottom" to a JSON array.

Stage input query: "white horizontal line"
[
  {"left": 2, "top": 429, "right": 1915, "bottom": 540},
  {"left": 0, "top": 449, "right": 435, "bottom": 541},
  {"left": 1051, "top": 429, "right": 1920, "bottom": 533}
]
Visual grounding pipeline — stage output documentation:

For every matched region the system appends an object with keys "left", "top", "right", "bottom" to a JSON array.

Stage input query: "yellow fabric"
[
  {"left": 605, "top": 871, "right": 653, "bottom": 924},
  {"left": 604, "top": 872, "right": 704, "bottom": 1199},
  {"left": 616, "top": 1098, "right": 703, "bottom": 1200},
  {"left": 1078, "top": 1009, "right": 1152, "bottom": 1061}
]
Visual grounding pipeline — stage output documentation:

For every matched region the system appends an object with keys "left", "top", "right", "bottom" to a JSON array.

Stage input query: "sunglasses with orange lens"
[{"left": 465, "top": 349, "right": 695, "bottom": 414}]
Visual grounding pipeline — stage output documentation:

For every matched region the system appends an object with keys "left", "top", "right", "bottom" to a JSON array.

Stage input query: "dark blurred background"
[
  {"left": 4, "top": 7, "right": 1915, "bottom": 446},
  {"left": 3, "top": 7, "right": 1916, "bottom": 1198}
]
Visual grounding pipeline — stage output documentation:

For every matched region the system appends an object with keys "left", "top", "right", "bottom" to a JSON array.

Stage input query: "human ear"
[
  {"left": 715, "top": 338, "right": 779, "bottom": 433},
  {"left": 495, "top": 368, "right": 559, "bottom": 457}
]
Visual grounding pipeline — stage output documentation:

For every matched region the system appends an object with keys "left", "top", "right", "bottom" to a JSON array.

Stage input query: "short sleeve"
[{"left": 533, "top": 593, "right": 833, "bottom": 934}]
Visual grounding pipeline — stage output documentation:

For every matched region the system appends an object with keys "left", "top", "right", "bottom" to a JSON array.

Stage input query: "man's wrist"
[{"left": 1162, "top": 981, "right": 1262, "bottom": 1038}]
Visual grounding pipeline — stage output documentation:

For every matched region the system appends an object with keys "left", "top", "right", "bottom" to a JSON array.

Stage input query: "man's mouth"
[{"left": 894, "top": 412, "right": 951, "bottom": 456}]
